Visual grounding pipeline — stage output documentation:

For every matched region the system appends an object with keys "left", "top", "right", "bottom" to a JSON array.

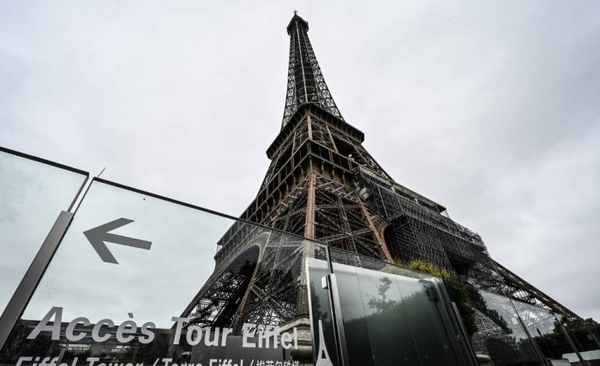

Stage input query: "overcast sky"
[{"left": 1, "top": 1, "right": 599, "bottom": 321}]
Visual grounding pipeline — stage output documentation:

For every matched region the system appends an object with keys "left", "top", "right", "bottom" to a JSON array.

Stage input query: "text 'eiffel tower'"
[{"left": 188, "top": 13, "right": 578, "bottom": 331}]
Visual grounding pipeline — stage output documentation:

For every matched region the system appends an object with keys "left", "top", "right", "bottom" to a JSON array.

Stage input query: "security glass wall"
[
  {"left": 307, "top": 248, "right": 476, "bottom": 366},
  {"left": 466, "top": 289, "right": 541, "bottom": 365},
  {"left": 564, "top": 323, "right": 600, "bottom": 364},
  {"left": 442, "top": 279, "right": 600, "bottom": 366},
  {"left": 311, "top": 247, "right": 600, "bottom": 366},
  {"left": 511, "top": 299, "right": 570, "bottom": 361},
  {"left": 3, "top": 147, "right": 600, "bottom": 366},
  {"left": 514, "top": 299, "right": 600, "bottom": 365},
  {"left": 0, "top": 148, "right": 87, "bottom": 315},
  {"left": 0, "top": 155, "right": 319, "bottom": 366}
]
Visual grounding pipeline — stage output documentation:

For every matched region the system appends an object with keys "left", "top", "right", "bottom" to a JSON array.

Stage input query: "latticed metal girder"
[
  {"left": 248, "top": 285, "right": 296, "bottom": 320},
  {"left": 190, "top": 272, "right": 250, "bottom": 326},
  {"left": 492, "top": 260, "right": 579, "bottom": 319},
  {"left": 282, "top": 14, "right": 344, "bottom": 127}
]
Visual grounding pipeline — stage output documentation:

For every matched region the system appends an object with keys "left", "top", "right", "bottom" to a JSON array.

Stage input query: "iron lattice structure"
[{"left": 187, "top": 14, "right": 578, "bottom": 330}]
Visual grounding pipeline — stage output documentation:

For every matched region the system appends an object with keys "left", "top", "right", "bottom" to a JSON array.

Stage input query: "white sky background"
[{"left": 1, "top": 1, "right": 599, "bottom": 321}]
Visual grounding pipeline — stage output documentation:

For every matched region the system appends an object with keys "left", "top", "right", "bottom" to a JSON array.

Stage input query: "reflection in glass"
[
  {"left": 325, "top": 246, "right": 589, "bottom": 366},
  {"left": 356, "top": 268, "right": 419, "bottom": 365},
  {"left": 0, "top": 150, "right": 87, "bottom": 315},
  {"left": 329, "top": 259, "right": 464, "bottom": 366},
  {"left": 561, "top": 318, "right": 600, "bottom": 356},
  {"left": 467, "top": 291, "right": 540, "bottom": 366},
  {"left": 510, "top": 299, "right": 575, "bottom": 361},
  {"left": 334, "top": 263, "right": 373, "bottom": 366}
]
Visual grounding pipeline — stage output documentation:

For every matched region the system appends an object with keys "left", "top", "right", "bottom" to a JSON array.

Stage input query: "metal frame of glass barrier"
[
  {"left": 323, "top": 245, "right": 349, "bottom": 366},
  {"left": 0, "top": 147, "right": 89, "bottom": 180},
  {"left": 0, "top": 212, "right": 76, "bottom": 350}
]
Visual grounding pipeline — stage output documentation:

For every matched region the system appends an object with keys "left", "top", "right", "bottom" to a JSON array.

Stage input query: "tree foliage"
[{"left": 393, "top": 259, "right": 509, "bottom": 336}]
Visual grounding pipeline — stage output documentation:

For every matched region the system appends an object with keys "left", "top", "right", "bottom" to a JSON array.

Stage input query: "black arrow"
[{"left": 84, "top": 218, "right": 152, "bottom": 264}]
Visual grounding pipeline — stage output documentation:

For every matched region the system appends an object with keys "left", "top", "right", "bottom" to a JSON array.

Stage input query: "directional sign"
[{"left": 83, "top": 218, "right": 152, "bottom": 264}]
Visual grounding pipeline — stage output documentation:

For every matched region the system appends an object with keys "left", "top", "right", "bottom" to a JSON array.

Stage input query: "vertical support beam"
[
  {"left": 426, "top": 279, "right": 478, "bottom": 366},
  {"left": 591, "top": 333, "right": 600, "bottom": 348},
  {"left": 514, "top": 310, "right": 550, "bottom": 366},
  {"left": 557, "top": 319, "right": 590, "bottom": 366},
  {"left": 0, "top": 211, "right": 74, "bottom": 350},
  {"left": 304, "top": 173, "right": 316, "bottom": 239},
  {"left": 358, "top": 201, "right": 392, "bottom": 262},
  {"left": 336, "top": 195, "right": 357, "bottom": 254},
  {"left": 324, "top": 246, "right": 349, "bottom": 366},
  {"left": 325, "top": 124, "right": 338, "bottom": 153},
  {"left": 291, "top": 130, "right": 297, "bottom": 153},
  {"left": 297, "top": 174, "right": 317, "bottom": 316},
  {"left": 307, "top": 114, "right": 313, "bottom": 140},
  {"left": 450, "top": 302, "right": 479, "bottom": 366}
]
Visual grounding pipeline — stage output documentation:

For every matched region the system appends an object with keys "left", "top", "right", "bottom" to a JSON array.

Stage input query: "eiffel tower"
[{"left": 185, "top": 13, "right": 578, "bottom": 332}]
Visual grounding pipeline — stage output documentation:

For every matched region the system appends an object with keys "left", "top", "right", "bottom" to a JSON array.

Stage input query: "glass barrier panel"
[
  {"left": 558, "top": 318, "right": 600, "bottom": 364},
  {"left": 353, "top": 263, "right": 437, "bottom": 366},
  {"left": 0, "top": 149, "right": 87, "bottom": 315},
  {"left": 510, "top": 299, "right": 576, "bottom": 362},
  {"left": 336, "top": 261, "right": 464, "bottom": 366},
  {"left": 446, "top": 286, "right": 542, "bottom": 366},
  {"left": 1, "top": 179, "right": 320, "bottom": 366},
  {"left": 309, "top": 247, "right": 473, "bottom": 366},
  {"left": 310, "top": 246, "right": 583, "bottom": 366}
]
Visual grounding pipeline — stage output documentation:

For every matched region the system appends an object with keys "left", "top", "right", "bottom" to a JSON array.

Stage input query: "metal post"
[
  {"left": 591, "top": 333, "right": 600, "bottom": 349},
  {"left": 450, "top": 301, "right": 479, "bottom": 366},
  {"left": 428, "top": 279, "right": 478, "bottom": 366},
  {"left": 324, "top": 245, "right": 349, "bottom": 366},
  {"left": 557, "top": 319, "right": 590, "bottom": 366},
  {"left": 515, "top": 315, "right": 549, "bottom": 366},
  {"left": 0, "top": 211, "right": 74, "bottom": 350},
  {"left": 325, "top": 242, "right": 334, "bottom": 275}
]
